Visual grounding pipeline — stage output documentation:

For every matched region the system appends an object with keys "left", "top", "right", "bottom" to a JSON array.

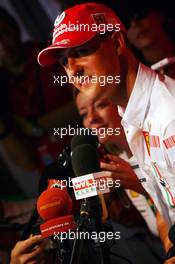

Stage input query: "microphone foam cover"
[
  {"left": 71, "top": 130, "right": 98, "bottom": 151},
  {"left": 71, "top": 144, "right": 100, "bottom": 176},
  {"left": 37, "top": 188, "right": 72, "bottom": 221}
]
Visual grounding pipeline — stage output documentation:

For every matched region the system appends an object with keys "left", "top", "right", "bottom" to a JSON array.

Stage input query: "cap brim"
[
  {"left": 38, "top": 45, "right": 64, "bottom": 66},
  {"left": 37, "top": 30, "right": 97, "bottom": 66}
]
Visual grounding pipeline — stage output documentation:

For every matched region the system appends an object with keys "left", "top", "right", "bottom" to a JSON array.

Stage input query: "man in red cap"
[{"left": 38, "top": 3, "right": 175, "bottom": 262}]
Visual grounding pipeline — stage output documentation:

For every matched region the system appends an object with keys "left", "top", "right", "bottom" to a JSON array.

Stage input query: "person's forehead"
[{"left": 77, "top": 92, "right": 93, "bottom": 105}]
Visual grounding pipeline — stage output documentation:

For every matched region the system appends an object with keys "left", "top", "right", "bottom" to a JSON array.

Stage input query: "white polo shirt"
[
  {"left": 119, "top": 152, "right": 158, "bottom": 236},
  {"left": 119, "top": 63, "right": 175, "bottom": 226}
]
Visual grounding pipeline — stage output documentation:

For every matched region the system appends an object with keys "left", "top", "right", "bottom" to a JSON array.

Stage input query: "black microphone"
[
  {"left": 166, "top": 224, "right": 175, "bottom": 259},
  {"left": 71, "top": 143, "right": 103, "bottom": 231},
  {"left": 71, "top": 143, "right": 100, "bottom": 175},
  {"left": 71, "top": 134, "right": 109, "bottom": 223},
  {"left": 71, "top": 130, "right": 99, "bottom": 151},
  {"left": 39, "top": 145, "right": 73, "bottom": 195},
  {"left": 71, "top": 133, "right": 129, "bottom": 212},
  {"left": 71, "top": 143, "right": 111, "bottom": 264}
]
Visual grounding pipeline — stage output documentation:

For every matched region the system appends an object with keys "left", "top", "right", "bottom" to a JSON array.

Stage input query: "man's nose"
[{"left": 66, "top": 57, "right": 83, "bottom": 77}]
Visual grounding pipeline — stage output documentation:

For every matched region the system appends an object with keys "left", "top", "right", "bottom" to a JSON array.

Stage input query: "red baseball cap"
[{"left": 37, "top": 2, "right": 125, "bottom": 66}]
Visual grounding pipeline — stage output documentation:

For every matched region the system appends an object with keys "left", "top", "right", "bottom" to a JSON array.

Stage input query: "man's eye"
[
  {"left": 76, "top": 48, "right": 92, "bottom": 56},
  {"left": 59, "top": 56, "right": 68, "bottom": 66}
]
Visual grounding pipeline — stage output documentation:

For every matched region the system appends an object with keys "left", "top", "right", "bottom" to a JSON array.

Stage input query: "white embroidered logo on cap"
[
  {"left": 54, "top": 11, "right": 66, "bottom": 27},
  {"left": 54, "top": 39, "right": 70, "bottom": 46}
]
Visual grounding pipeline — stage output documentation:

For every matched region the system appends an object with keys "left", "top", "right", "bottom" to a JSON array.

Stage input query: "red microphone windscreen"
[
  {"left": 37, "top": 188, "right": 72, "bottom": 221},
  {"left": 40, "top": 215, "right": 75, "bottom": 238}
]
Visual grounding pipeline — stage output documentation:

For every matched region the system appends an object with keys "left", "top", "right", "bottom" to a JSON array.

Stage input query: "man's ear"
[{"left": 111, "top": 31, "right": 126, "bottom": 55}]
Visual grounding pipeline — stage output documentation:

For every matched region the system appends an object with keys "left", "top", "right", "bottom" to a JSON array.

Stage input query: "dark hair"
[
  {"left": 116, "top": 0, "right": 175, "bottom": 41},
  {"left": 72, "top": 87, "right": 80, "bottom": 103}
]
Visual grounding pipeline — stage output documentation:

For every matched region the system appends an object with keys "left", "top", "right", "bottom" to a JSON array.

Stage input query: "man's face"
[
  {"left": 127, "top": 11, "right": 165, "bottom": 50},
  {"left": 59, "top": 34, "right": 121, "bottom": 102}
]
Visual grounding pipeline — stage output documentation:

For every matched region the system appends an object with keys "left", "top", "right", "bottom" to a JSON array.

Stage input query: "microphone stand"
[
  {"left": 89, "top": 197, "right": 111, "bottom": 264},
  {"left": 52, "top": 237, "right": 71, "bottom": 264},
  {"left": 69, "top": 198, "right": 111, "bottom": 264},
  {"left": 69, "top": 199, "right": 90, "bottom": 264}
]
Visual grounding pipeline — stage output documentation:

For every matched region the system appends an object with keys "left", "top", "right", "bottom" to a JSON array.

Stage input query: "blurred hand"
[
  {"left": 10, "top": 235, "right": 47, "bottom": 264},
  {"left": 100, "top": 154, "right": 147, "bottom": 195},
  {"left": 156, "top": 211, "right": 172, "bottom": 252}
]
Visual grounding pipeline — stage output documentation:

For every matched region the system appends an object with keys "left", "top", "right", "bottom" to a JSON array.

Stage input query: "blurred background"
[{"left": 0, "top": 0, "right": 175, "bottom": 262}]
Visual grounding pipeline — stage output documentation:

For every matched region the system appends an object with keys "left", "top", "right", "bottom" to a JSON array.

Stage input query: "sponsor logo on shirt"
[{"left": 163, "top": 135, "right": 175, "bottom": 162}]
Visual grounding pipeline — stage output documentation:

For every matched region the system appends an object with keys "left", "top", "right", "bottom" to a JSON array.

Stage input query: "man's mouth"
[{"left": 78, "top": 75, "right": 92, "bottom": 86}]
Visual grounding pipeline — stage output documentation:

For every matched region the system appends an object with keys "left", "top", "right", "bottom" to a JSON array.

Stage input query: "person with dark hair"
[
  {"left": 37, "top": 3, "right": 175, "bottom": 263},
  {"left": 120, "top": 1, "right": 175, "bottom": 78}
]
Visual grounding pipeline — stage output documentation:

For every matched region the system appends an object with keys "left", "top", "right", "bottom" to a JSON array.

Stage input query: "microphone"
[
  {"left": 39, "top": 162, "right": 64, "bottom": 192},
  {"left": 72, "top": 144, "right": 100, "bottom": 175},
  {"left": 71, "top": 143, "right": 106, "bottom": 229},
  {"left": 71, "top": 144, "right": 111, "bottom": 200},
  {"left": 21, "top": 146, "right": 73, "bottom": 240},
  {"left": 70, "top": 143, "right": 112, "bottom": 264},
  {"left": 71, "top": 133, "right": 109, "bottom": 223},
  {"left": 166, "top": 224, "right": 175, "bottom": 259},
  {"left": 39, "top": 145, "right": 73, "bottom": 195},
  {"left": 37, "top": 187, "right": 76, "bottom": 238},
  {"left": 71, "top": 130, "right": 99, "bottom": 151},
  {"left": 38, "top": 162, "right": 72, "bottom": 195}
]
